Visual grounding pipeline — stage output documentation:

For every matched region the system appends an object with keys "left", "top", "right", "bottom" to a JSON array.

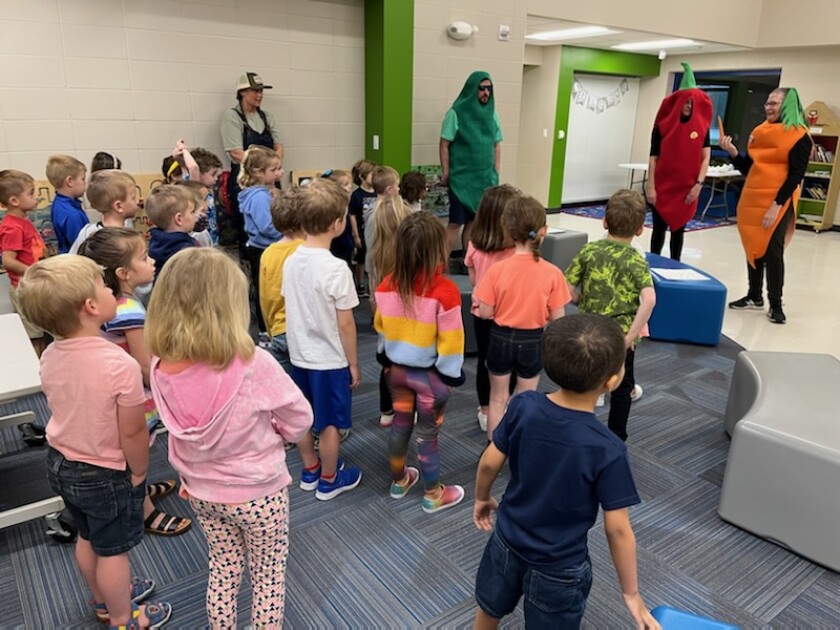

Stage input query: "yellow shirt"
[{"left": 259, "top": 238, "right": 303, "bottom": 337}]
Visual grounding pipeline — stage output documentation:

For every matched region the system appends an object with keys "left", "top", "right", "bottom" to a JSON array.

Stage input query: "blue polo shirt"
[
  {"left": 493, "top": 391, "right": 640, "bottom": 566},
  {"left": 50, "top": 193, "right": 89, "bottom": 254}
]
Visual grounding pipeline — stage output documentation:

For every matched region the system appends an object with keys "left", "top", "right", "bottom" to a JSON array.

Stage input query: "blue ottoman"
[
  {"left": 651, "top": 606, "right": 740, "bottom": 629},
  {"left": 645, "top": 253, "right": 727, "bottom": 346}
]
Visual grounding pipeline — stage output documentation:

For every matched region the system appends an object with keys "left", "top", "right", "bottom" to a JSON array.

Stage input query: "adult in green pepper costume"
[{"left": 439, "top": 71, "right": 503, "bottom": 257}]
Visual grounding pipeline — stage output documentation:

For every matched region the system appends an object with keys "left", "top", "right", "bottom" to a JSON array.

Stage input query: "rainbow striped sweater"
[{"left": 374, "top": 271, "right": 465, "bottom": 386}]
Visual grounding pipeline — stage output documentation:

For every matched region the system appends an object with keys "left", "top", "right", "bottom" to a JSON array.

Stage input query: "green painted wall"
[
  {"left": 548, "top": 46, "right": 661, "bottom": 207},
  {"left": 364, "top": 0, "right": 414, "bottom": 174}
]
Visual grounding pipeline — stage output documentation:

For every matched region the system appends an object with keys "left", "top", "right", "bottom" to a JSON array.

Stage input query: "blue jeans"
[
  {"left": 267, "top": 333, "right": 292, "bottom": 375},
  {"left": 46, "top": 447, "right": 145, "bottom": 556},
  {"left": 475, "top": 531, "right": 592, "bottom": 629}
]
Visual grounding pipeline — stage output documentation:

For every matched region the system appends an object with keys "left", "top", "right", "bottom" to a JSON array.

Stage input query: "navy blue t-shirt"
[
  {"left": 493, "top": 391, "right": 640, "bottom": 566},
  {"left": 349, "top": 187, "right": 376, "bottom": 233}
]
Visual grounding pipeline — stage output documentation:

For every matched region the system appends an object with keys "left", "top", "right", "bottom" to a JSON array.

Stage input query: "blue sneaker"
[
  {"left": 299, "top": 458, "right": 343, "bottom": 491},
  {"left": 315, "top": 466, "right": 362, "bottom": 501}
]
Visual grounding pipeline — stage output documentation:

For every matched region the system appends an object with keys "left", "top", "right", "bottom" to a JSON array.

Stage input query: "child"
[
  {"left": 79, "top": 227, "right": 193, "bottom": 537},
  {"left": 16, "top": 255, "right": 172, "bottom": 629},
  {"left": 282, "top": 179, "right": 362, "bottom": 500},
  {"left": 146, "top": 184, "right": 199, "bottom": 279},
  {"left": 400, "top": 170, "right": 427, "bottom": 213},
  {"left": 147, "top": 247, "right": 313, "bottom": 628},
  {"left": 69, "top": 170, "right": 141, "bottom": 254},
  {"left": 0, "top": 169, "right": 48, "bottom": 445},
  {"left": 473, "top": 314, "right": 659, "bottom": 630},
  {"left": 161, "top": 156, "right": 184, "bottom": 184},
  {"left": 464, "top": 184, "right": 519, "bottom": 431},
  {"left": 91, "top": 151, "right": 122, "bottom": 172},
  {"left": 188, "top": 148, "right": 224, "bottom": 246},
  {"left": 364, "top": 166, "right": 401, "bottom": 278},
  {"left": 349, "top": 159, "right": 376, "bottom": 296},
  {"left": 46, "top": 154, "right": 88, "bottom": 253},
  {"left": 176, "top": 180, "right": 212, "bottom": 247},
  {"left": 323, "top": 169, "right": 355, "bottom": 268},
  {"left": 238, "top": 145, "right": 283, "bottom": 336},
  {"left": 374, "top": 212, "right": 466, "bottom": 513},
  {"left": 368, "top": 192, "right": 412, "bottom": 428},
  {"left": 566, "top": 189, "right": 656, "bottom": 442},
  {"left": 474, "top": 194, "right": 571, "bottom": 440},
  {"left": 259, "top": 189, "right": 304, "bottom": 374}
]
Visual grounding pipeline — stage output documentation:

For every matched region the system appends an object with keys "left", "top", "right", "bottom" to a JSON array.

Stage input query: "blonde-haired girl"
[
  {"left": 474, "top": 194, "right": 571, "bottom": 440},
  {"left": 237, "top": 145, "right": 284, "bottom": 337},
  {"left": 374, "top": 212, "right": 466, "bottom": 513},
  {"left": 368, "top": 193, "right": 411, "bottom": 427},
  {"left": 147, "top": 247, "right": 313, "bottom": 629}
]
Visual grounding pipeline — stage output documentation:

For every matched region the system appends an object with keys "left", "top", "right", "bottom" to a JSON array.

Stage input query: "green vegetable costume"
[{"left": 443, "top": 71, "right": 500, "bottom": 214}]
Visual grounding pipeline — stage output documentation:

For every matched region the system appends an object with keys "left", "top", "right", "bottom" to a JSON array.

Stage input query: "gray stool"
[
  {"left": 449, "top": 274, "right": 477, "bottom": 355},
  {"left": 719, "top": 351, "right": 840, "bottom": 571},
  {"left": 541, "top": 229, "right": 588, "bottom": 271}
]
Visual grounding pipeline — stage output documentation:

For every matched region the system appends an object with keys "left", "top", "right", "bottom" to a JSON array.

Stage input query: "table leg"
[{"left": 700, "top": 179, "right": 718, "bottom": 220}]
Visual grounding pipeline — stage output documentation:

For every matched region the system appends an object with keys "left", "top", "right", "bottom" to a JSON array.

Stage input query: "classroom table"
[
  {"left": 699, "top": 169, "right": 743, "bottom": 220},
  {"left": 0, "top": 313, "right": 66, "bottom": 531},
  {"left": 618, "top": 163, "right": 648, "bottom": 191}
]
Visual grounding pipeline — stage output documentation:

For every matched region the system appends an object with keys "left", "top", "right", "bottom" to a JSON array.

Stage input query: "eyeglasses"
[
  {"left": 764, "top": 101, "right": 781, "bottom": 107},
  {"left": 478, "top": 85, "right": 493, "bottom": 93}
]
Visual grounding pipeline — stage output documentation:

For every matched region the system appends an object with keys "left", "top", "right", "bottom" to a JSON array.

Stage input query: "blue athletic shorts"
[
  {"left": 448, "top": 189, "right": 475, "bottom": 226},
  {"left": 291, "top": 366, "right": 352, "bottom": 432}
]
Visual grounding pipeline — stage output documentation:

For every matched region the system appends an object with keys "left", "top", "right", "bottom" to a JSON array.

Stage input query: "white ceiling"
[{"left": 526, "top": 16, "right": 749, "bottom": 55}]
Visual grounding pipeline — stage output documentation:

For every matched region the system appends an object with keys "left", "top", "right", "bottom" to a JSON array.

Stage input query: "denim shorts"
[
  {"left": 267, "top": 333, "right": 292, "bottom": 375},
  {"left": 291, "top": 366, "right": 352, "bottom": 432},
  {"left": 46, "top": 447, "right": 145, "bottom": 556},
  {"left": 475, "top": 531, "right": 592, "bottom": 629},
  {"left": 486, "top": 324, "right": 544, "bottom": 379},
  {"left": 448, "top": 189, "right": 475, "bottom": 226}
]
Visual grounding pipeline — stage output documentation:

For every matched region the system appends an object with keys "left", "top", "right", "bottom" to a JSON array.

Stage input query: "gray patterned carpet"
[{"left": 2, "top": 312, "right": 838, "bottom": 629}]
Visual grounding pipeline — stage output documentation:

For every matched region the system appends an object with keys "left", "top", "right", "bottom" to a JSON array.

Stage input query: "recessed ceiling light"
[
  {"left": 526, "top": 26, "right": 620, "bottom": 42},
  {"left": 612, "top": 38, "right": 700, "bottom": 51}
]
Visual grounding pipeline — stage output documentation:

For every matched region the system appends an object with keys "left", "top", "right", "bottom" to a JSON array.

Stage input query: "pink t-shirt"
[
  {"left": 474, "top": 253, "right": 571, "bottom": 329},
  {"left": 464, "top": 243, "right": 514, "bottom": 316},
  {"left": 43, "top": 336, "right": 145, "bottom": 471}
]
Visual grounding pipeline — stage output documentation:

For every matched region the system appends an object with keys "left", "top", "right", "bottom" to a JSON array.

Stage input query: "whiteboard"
[{"left": 562, "top": 74, "right": 640, "bottom": 204}]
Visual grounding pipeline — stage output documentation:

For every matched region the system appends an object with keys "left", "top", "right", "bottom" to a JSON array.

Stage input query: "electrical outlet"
[
  {"left": 498, "top": 24, "right": 510, "bottom": 41},
  {"left": 373, "top": 135, "right": 380, "bottom": 150}
]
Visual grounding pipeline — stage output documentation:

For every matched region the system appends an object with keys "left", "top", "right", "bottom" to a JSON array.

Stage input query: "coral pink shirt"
[
  {"left": 43, "top": 337, "right": 146, "bottom": 470},
  {"left": 474, "top": 253, "right": 571, "bottom": 329},
  {"left": 464, "top": 243, "right": 514, "bottom": 316}
]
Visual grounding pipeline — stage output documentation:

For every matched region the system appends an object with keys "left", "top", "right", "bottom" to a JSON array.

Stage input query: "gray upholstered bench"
[
  {"left": 719, "top": 351, "right": 840, "bottom": 571},
  {"left": 541, "top": 228, "right": 588, "bottom": 272}
]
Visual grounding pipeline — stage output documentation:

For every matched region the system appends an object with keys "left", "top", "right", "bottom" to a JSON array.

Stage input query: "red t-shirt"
[
  {"left": 0, "top": 213, "right": 45, "bottom": 286},
  {"left": 474, "top": 253, "right": 571, "bottom": 329}
]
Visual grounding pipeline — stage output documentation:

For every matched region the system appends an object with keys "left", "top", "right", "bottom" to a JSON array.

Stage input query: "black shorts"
[
  {"left": 448, "top": 189, "right": 475, "bottom": 226},
  {"left": 485, "top": 324, "right": 544, "bottom": 379}
]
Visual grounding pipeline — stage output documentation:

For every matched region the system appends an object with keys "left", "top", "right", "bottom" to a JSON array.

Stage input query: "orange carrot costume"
[{"left": 737, "top": 120, "right": 808, "bottom": 266}]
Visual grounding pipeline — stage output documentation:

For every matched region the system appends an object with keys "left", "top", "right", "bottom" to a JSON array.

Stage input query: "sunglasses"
[{"left": 478, "top": 85, "right": 493, "bottom": 93}]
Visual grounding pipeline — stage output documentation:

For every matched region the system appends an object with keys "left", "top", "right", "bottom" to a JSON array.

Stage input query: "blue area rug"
[{"left": 561, "top": 205, "right": 731, "bottom": 232}]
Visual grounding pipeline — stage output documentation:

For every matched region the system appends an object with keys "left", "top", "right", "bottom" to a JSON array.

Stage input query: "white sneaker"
[
  {"left": 477, "top": 408, "right": 488, "bottom": 432},
  {"left": 630, "top": 384, "right": 644, "bottom": 402},
  {"left": 379, "top": 412, "right": 394, "bottom": 427},
  {"left": 596, "top": 394, "right": 605, "bottom": 407}
]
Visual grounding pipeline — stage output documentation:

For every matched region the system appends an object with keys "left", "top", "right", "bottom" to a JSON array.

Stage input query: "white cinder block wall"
[
  {"left": 412, "top": 0, "right": 527, "bottom": 185},
  {"left": 0, "top": 0, "right": 365, "bottom": 179}
]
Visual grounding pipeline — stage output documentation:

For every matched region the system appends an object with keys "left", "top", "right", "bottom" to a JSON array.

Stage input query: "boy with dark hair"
[
  {"left": 473, "top": 314, "right": 659, "bottom": 630},
  {"left": 566, "top": 189, "right": 656, "bottom": 442}
]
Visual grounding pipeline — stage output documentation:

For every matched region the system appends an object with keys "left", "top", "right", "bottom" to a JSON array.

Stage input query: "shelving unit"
[{"left": 797, "top": 101, "right": 840, "bottom": 232}]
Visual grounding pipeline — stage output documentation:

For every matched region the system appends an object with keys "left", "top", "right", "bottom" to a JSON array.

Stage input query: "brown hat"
[{"left": 235, "top": 72, "right": 273, "bottom": 91}]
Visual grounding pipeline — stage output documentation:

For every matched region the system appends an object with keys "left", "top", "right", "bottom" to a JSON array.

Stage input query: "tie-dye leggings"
[
  {"left": 190, "top": 487, "right": 289, "bottom": 629},
  {"left": 386, "top": 365, "right": 452, "bottom": 491}
]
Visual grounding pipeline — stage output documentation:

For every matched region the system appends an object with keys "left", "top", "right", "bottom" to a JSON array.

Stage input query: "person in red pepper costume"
[{"left": 646, "top": 63, "right": 713, "bottom": 261}]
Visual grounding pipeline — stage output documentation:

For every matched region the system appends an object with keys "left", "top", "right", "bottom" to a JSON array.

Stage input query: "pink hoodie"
[{"left": 151, "top": 348, "right": 313, "bottom": 504}]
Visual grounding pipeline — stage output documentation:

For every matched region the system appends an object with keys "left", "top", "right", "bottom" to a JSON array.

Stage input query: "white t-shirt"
[
  {"left": 69, "top": 222, "right": 102, "bottom": 254},
  {"left": 282, "top": 246, "right": 359, "bottom": 370}
]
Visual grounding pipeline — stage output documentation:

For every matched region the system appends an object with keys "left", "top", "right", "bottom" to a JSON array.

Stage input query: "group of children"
[{"left": 1, "top": 141, "right": 661, "bottom": 628}]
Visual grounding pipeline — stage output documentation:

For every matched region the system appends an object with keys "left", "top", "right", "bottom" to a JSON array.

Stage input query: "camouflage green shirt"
[{"left": 565, "top": 240, "right": 653, "bottom": 334}]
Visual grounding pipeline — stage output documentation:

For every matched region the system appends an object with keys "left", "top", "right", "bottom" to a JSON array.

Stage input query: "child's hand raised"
[{"left": 473, "top": 497, "right": 498, "bottom": 531}]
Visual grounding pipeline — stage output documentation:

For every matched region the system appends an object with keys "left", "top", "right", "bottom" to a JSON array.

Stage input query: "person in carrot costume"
[
  {"left": 720, "top": 88, "right": 811, "bottom": 324},
  {"left": 646, "top": 62, "right": 712, "bottom": 261}
]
